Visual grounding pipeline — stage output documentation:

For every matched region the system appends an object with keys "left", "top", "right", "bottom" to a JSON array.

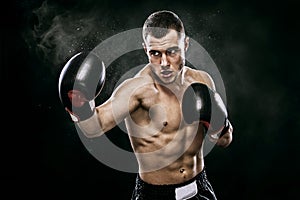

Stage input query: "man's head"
[
  {"left": 142, "top": 10, "right": 185, "bottom": 41},
  {"left": 142, "top": 10, "right": 189, "bottom": 85}
]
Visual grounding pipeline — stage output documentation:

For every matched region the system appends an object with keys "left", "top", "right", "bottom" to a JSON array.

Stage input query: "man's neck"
[{"left": 153, "top": 67, "right": 185, "bottom": 95}]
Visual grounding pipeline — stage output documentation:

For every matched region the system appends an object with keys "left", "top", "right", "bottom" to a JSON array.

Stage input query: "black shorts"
[{"left": 131, "top": 168, "right": 217, "bottom": 200}]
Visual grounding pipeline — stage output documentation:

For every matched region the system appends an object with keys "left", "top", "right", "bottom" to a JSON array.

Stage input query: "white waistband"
[{"left": 175, "top": 180, "right": 198, "bottom": 200}]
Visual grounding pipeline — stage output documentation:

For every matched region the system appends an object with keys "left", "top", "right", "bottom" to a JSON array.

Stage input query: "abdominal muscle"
[{"left": 126, "top": 117, "right": 205, "bottom": 185}]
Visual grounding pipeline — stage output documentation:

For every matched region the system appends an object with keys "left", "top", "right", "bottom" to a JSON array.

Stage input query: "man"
[{"left": 59, "top": 10, "right": 233, "bottom": 200}]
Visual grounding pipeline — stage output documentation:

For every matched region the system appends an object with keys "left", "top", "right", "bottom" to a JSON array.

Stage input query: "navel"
[{"left": 163, "top": 121, "right": 168, "bottom": 126}]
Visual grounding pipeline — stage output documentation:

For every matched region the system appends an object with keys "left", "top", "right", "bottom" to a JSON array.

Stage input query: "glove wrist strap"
[{"left": 68, "top": 100, "right": 95, "bottom": 122}]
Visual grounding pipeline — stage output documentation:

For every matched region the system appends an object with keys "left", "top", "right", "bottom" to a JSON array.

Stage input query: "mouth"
[{"left": 160, "top": 70, "right": 173, "bottom": 78}]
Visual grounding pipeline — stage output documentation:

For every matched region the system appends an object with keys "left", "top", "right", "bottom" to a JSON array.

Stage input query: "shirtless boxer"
[{"left": 59, "top": 10, "right": 233, "bottom": 200}]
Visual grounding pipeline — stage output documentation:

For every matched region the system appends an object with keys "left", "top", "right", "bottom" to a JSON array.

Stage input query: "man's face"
[{"left": 144, "top": 29, "right": 188, "bottom": 84}]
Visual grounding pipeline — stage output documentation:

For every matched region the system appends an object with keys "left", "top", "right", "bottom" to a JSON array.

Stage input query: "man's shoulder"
[
  {"left": 120, "top": 75, "right": 152, "bottom": 88},
  {"left": 117, "top": 65, "right": 153, "bottom": 91},
  {"left": 184, "top": 66, "right": 209, "bottom": 77},
  {"left": 112, "top": 74, "right": 154, "bottom": 98},
  {"left": 184, "top": 66, "right": 211, "bottom": 82},
  {"left": 184, "top": 66, "right": 215, "bottom": 90},
  {"left": 134, "top": 64, "right": 152, "bottom": 77}
]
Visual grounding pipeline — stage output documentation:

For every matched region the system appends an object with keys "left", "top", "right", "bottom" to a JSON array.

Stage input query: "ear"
[
  {"left": 142, "top": 42, "right": 147, "bottom": 54},
  {"left": 184, "top": 36, "right": 189, "bottom": 52}
]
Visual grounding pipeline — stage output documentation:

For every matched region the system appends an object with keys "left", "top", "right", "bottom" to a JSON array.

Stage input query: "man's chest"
[{"left": 140, "top": 92, "right": 183, "bottom": 131}]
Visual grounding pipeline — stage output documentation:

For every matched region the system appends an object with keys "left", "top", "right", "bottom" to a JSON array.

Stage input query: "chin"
[{"left": 160, "top": 77, "right": 176, "bottom": 85}]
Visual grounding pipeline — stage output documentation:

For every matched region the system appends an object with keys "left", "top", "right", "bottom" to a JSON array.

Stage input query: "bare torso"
[{"left": 124, "top": 65, "right": 212, "bottom": 185}]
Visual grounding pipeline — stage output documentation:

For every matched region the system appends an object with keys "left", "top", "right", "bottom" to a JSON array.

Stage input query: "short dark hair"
[{"left": 142, "top": 10, "right": 185, "bottom": 41}]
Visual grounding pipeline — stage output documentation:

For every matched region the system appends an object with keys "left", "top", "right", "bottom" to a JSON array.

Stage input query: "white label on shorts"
[{"left": 175, "top": 180, "right": 198, "bottom": 200}]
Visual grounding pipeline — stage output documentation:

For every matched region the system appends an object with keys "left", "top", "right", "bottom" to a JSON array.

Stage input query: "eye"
[
  {"left": 149, "top": 50, "right": 161, "bottom": 57},
  {"left": 166, "top": 48, "right": 180, "bottom": 57}
]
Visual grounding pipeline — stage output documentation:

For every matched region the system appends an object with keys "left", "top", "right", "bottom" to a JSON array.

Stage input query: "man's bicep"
[
  {"left": 110, "top": 91, "right": 140, "bottom": 122},
  {"left": 99, "top": 79, "right": 141, "bottom": 126}
]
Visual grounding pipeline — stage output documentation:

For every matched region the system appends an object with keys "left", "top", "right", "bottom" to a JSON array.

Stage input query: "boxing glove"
[
  {"left": 182, "top": 82, "right": 229, "bottom": 135},
  {"left": 58, "top": 51, "right": 105, "bottom": 122}
]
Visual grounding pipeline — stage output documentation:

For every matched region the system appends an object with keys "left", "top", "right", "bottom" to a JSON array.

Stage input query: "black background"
[{"left": 6, "top": 0, "right": 300, "bottom": 199}]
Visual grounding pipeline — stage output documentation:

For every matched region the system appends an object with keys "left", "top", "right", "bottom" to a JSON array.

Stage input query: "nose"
[{"left": 160, "top": 53, "right": 169, "bottom": 67}]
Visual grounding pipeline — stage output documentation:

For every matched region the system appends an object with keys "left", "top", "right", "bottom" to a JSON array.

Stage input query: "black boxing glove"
[
  {"left": 182, "top": 82, "right": 229, "bottom": 135},
  {"left": 58, "top": 51, "right": 105, "bottom": 122}
]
